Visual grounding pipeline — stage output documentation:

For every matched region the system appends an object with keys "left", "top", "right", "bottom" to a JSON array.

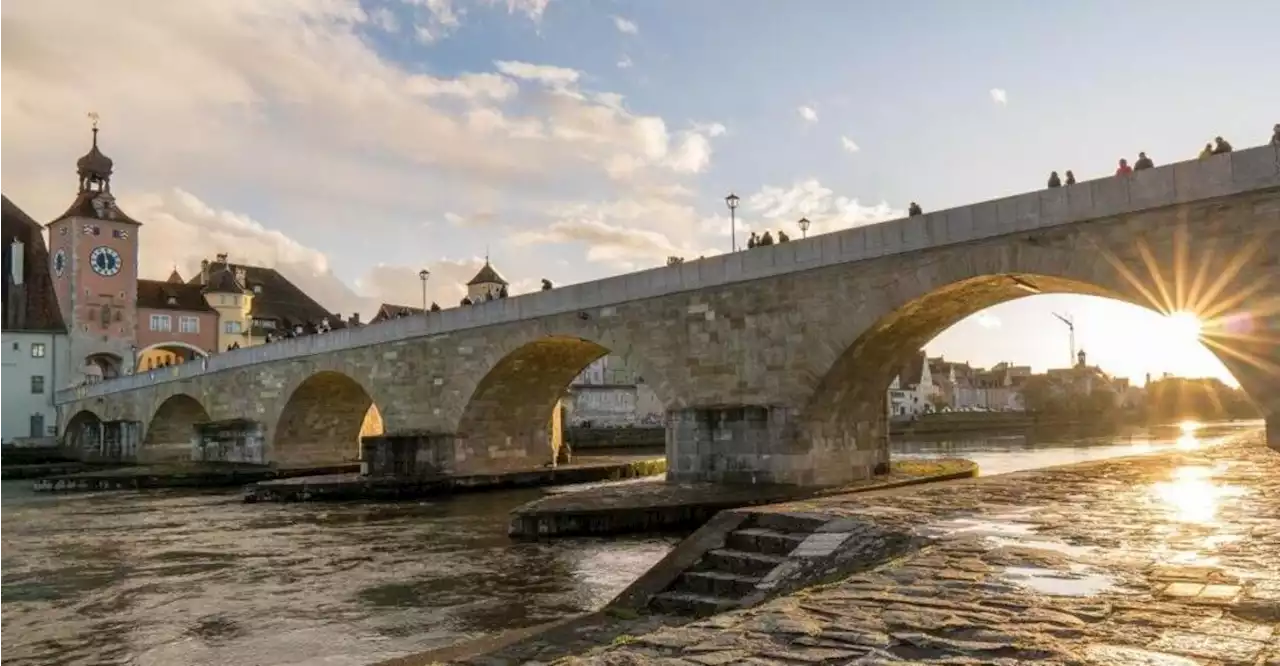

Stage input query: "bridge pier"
[
  {"left": 192, "top": 419, "right": 266, "bottom": 464},
  {"left": 363, "top": 433, "right": 456, "bottom": 477},
  {"left": 1268, "top": 415, "right": 1279, "bottom": 453},
  {"left": 666, "top": 402, "right": 890, "bottom": 488},
  {"left": 68, "top": 419, "right": 142, "bottom": 462}
]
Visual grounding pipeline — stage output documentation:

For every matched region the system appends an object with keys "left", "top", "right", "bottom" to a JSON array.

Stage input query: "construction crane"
[{"left": 1052, "top": 312, "right": 1075, "bottom": 368}]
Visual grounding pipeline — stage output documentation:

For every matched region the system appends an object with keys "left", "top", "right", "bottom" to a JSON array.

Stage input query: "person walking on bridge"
[
  {"left": 1134, "top": 152, "right": 1154, "bottom": 170},
  {"left": 1115, "top": 158, "right": 1133, "bottom": 176}
]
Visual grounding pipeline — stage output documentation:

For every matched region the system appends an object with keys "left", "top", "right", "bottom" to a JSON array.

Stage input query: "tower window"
[{"left": 150, "top": 314, "right": 172, "bottom": 332}]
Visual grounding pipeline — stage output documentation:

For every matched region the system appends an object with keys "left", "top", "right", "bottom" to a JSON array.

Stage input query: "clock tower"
[{"left": 45, "top": 120, "right": 142, "bottom": 385}]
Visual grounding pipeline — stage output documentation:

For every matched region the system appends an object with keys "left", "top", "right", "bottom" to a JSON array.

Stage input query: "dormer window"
[
  {"left": 252, "top": 284, "right": 262, "bottom": 294},
  {"left": 167, "top": 296, "right": 177, "bottom": 305}
]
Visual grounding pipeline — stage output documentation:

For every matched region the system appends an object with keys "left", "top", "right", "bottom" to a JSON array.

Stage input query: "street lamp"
[
  {"left": 798, "top": 216, "right": 811, "bottom": 239},
  {"left": 725, "top": 193, "right": 740, "bottom": 252},
  {"left": 417, "top": 269, "right": 430, "bottom": 311}
]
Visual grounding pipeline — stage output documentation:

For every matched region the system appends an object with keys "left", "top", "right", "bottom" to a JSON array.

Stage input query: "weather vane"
[{"left": 88, "top": 111, "right": 100, "bottom": 130}]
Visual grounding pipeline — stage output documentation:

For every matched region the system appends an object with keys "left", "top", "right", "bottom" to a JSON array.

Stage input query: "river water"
[{"left": 0, "top": 420, "right": 1260, "bottom": 666}]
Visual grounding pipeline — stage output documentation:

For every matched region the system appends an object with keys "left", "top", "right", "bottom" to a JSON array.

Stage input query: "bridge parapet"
[{"left": 55, "top": 144, "right": 1280, "bottom": 405}]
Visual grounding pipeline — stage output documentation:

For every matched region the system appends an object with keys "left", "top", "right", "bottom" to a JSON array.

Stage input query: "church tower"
[{"left": 45, "top": 119, "right": 142, "bottom": 384}]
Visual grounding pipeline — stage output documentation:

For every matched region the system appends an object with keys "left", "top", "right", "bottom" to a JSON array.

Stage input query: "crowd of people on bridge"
[{"left": 1033, "top": 125, "right": 1279, "bottom": 192}]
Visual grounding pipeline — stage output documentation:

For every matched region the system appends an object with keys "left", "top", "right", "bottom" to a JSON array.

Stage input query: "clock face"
[
  {"left": 89, "top": 246, "right": 122, "bottom": 277},
  {"left": 53, "top": 249, "right": 66, "bottom": 277}
]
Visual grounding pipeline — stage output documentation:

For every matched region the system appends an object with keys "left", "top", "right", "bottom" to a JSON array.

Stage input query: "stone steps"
[
  {"left": 676, "top": 570, "right": 762, "bottom": 598},
  {"left": 647, "top": 515, "right": 820, "bottom": 616},
  {"left": 701, "top": 548, "right": 787, "bottom": 577},
  {"left": 724, "top": 527, "right": 809, "bottom": 556},
  {"left": 650, "top": 590, "right": 742, "bottom": 616}
]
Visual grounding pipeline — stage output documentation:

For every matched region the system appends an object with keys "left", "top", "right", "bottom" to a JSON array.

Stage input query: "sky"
[{"left": 3, "top": 0, "right": 1276, "bottom": 386}]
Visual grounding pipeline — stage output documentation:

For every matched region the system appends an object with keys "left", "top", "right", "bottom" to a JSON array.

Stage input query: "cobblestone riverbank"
[{"left": 452, "top": 429, "right": 1278, "bottom": 665}]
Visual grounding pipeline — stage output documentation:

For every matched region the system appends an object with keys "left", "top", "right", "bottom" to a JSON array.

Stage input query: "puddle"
[
  {"left": 1000, "top": 565, "right": 1125, "bottom": 597},
  {"left": 919, "top": 517, "right": 1039, "bottom": 539}
]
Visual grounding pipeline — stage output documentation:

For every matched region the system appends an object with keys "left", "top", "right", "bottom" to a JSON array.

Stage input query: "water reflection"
[
  {"left": 1149, "top": 464, "right": 1247, "bottom": 525},
  {"left": 893, "top": 420, "right": 1258, "bottom": 477}
]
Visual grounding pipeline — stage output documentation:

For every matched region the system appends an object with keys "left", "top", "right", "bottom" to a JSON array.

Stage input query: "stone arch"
[
  {"left": 271, "top": 370, "right": 383, "bottom": 467},
  {"left": 799, "top": 218, "right": 1278, "bottom": 486},
  {"left": 63, "top": 409, "right": 104, "bottom": 454},
  {"left": 450, "top": 325, "right": 674, "bottom": 473},
  {"left": 135, "top": 342, "right": 209, "bottom": 371},
  {"left": 141, "top": 393, "right": 210, "bottom": 463}
]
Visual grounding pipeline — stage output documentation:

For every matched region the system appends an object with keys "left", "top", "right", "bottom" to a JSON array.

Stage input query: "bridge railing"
[{"left": 55, "top": 143, "right": 1280, "bottom": 405}]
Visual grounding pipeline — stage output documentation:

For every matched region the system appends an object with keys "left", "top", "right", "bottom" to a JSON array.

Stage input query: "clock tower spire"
[{"left": 45, "top": 115, "right": 143, "bottom": 385}]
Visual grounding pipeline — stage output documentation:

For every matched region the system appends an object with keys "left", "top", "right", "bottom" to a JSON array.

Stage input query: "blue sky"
[{"left": 4, "top": 0, "right": 1277, "bottom": 385}]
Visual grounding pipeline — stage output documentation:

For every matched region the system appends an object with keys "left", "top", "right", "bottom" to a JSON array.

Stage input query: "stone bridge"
[{"left": 57, "top": 146, "right": 1280, "bottom": 487}]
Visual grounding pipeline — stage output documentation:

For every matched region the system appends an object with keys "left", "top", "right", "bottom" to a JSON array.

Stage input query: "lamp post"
[
  {"left": 418, "top": 269, "right": 430, "bottom": 311},
  {"left": 798, "top": 216, "right": 811, "bottom": 239},
  {"left": 725, "top": 193, "right": 740, "bottom": 252}
]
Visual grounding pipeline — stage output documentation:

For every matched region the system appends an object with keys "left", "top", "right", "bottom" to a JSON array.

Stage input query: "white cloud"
[
  {"left": 613, "top": 16, "right": 638, "bottom": 34},
  {"left": 990, "top": 88, "right": 1008, "bottom": 106},
  {"left": 617, "top": 55, "right": 633, "bottom": 69},
  {"left": 494, "top": 59, "right": 580, "bottom": 86},
  {"left": 746, "top": 179, "right": 903, "bottom": 236},
  {"left": 974, "top": 312, "right": 1002, "bottom": 329},
  {"left": 693, "top": 121, "right": 727, "bottom": 138},
  {"left": 798, "top": 106, "right": 818, "bottom": 123},
  {"left": 840, "top": 136, "right": 860, "bottom": 153},
  {"left": 1, "top": 0, "right": 720, "bottom": 321}
]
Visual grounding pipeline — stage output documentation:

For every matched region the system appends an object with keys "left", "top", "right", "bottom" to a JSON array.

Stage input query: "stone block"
[
  {"left": 1231, "top": 144, "right": 1280, "bottom": 190},
  {"left": 839, "top": 226, "right": 866, "bottom": 259},
  {"left": 819, "top": 234, "right": 842, "bottom": 264},
  {"left": 1130, "top": 165, "right": 1176, "bottom": 210},
  {"left": 945, "top": 206, "right": 975, "bottom": 243},
  {"left": 1090, "top": 175, "right": 1132, "bottom": 218},
  {"left": 742, "top": 244, "right": 777, "bottom": 275},
  {"left": 679, "top": 261, "right": 701, "bottom": 290},
  {"left": 995, "top": 195, "right": 1020, "bottom": 233},
  {"left": 863, "top": 223, "right": 885, "bottom": 257},
  {"left": 1012, "top": 192, "right": 1043, "bottom": 232},
  {"left": 1065, "top": 179, "right": 1095, "bottom": 221},
  {"left": 1174, "top": 154, "right": 1232, "bottom": 203},
  {"left": 1038, "top": 187, "right": 1068, "bottom": 226},
  {"left": 968, "top": 201, "right": 999, "bottom": 240},
  {"left": 792, "top": 236, "right": 820, "bottom": 264},
  {"left": 924, "top": 212, "right": 948, "bottom": 246}
]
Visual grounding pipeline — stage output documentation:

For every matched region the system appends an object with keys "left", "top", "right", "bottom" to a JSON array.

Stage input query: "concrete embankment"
[
  {"left": 508, "top": 459, "right": 977, "bottom": 538},
  {"left": 31, "top": 462, "right": 360, "bottom": 492},
  {"left": 244, "top": 455, "right": 666, "bottom": 503},
  {"left": 394, "top": 428, "right": 1277, "bottom": 666}
]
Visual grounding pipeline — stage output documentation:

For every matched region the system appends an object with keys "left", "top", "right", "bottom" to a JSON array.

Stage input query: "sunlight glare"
[
  {"left": 1178, "top": 420, "right": 1201, "bottom": 435},
  {"left": 1165, "top": 311, "right": 1204, "bottom": 344}
]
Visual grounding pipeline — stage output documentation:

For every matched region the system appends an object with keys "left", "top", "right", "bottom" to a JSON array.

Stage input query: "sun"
[{"left": 1165, "top": 311, "right": 1204, "bottom": 343}]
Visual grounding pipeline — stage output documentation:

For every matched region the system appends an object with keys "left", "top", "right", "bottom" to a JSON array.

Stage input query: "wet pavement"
[{"left": 512, "top": 425, "right": 1279, "bottom": 665}]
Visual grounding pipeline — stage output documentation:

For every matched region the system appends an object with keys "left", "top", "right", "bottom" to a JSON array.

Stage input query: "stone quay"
[
  {"left": 53, "top": 145, "right": 1280, "bottom": 489},
  {"left": 401, "top": 429, "right": 1278, "bottom": 666}
]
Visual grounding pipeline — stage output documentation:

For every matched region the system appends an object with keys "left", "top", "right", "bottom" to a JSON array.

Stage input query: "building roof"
[
  {"left": 2, "top": 195, "right": 67, "bottom": 333},
  {"left": 892, "top": 351, "right": 928, "bottom": 389},
  {"left": 466, "top": 260, "right": 508, "bottom": 286},
  {"left": 49, "top": 189, "right": 143, "bottom": 226},
  {"left": 77, "top": 136, "right": 113, "bottom": 180},
  {"left": 203, "top": 264, "right": 248, "bottom": 294},
  {"left": 371, "top": 303, "right": 423, "bottom": 323},
  {"left": 189, "top": 259, "right": 345, "bottom": 331},
  {"left": 167, "top": 269, "right": 184, "bottom": 283},
  {"left": 136, "top": 278, "right": 217, "bottom": 313}
]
